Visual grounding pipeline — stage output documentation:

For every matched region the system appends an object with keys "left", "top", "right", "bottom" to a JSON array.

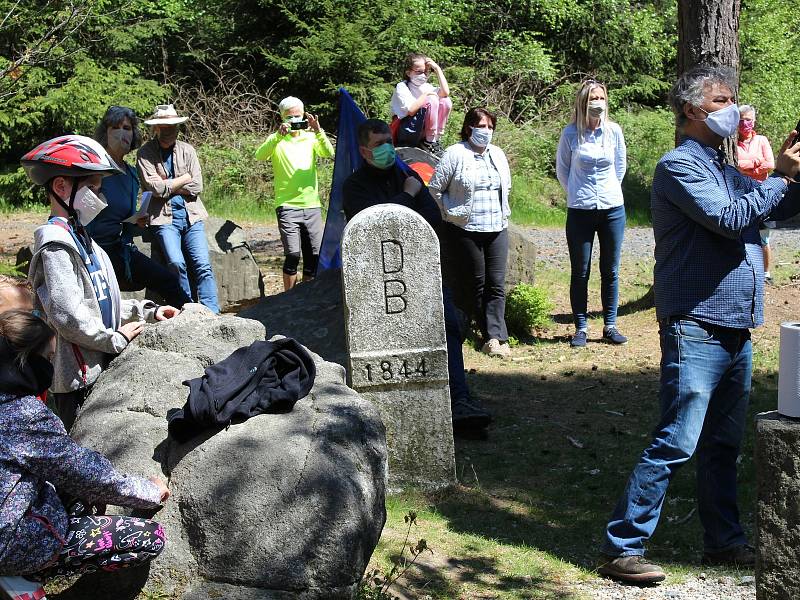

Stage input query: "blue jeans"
[
  {"left": 153, "top": 202, "right": 220, "bottom": 313},
  {"left": 566, "top": 205, "right": 625, "bottom": 331},
  {"left": 602, "top": 318, "right": 751, "bottom": 556}
]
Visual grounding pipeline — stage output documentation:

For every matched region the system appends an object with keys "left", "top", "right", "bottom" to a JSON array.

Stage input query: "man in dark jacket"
[{"left": 343, "top": 119, "right": 491, "bottom": 435}]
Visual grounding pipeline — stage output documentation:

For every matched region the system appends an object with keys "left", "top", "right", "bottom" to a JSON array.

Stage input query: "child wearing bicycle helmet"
[{"left": 22, "top": 135, "right": 180, "bottom": 430}]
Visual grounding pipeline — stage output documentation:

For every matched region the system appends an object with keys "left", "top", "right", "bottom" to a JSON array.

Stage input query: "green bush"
[{"left": 505, "top": 283, "right": 554, "bottom": 337}]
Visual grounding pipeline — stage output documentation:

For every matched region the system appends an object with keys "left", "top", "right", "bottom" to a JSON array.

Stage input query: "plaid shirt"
[
  {"left": 464, "top": 151, "right": 505, "bottom": 232},
  {"left": 652, "top": 136, "right": 799, "bottom": 329}
]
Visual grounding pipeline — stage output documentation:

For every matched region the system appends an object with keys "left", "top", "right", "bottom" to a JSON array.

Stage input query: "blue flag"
[{"left": 317, "top": 88, "right": 366, "bottom": 272}]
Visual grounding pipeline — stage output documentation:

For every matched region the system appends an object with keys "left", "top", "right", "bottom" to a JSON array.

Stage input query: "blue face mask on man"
[{"left": 370, "top": 142, "right": 397, "bottom": 169}]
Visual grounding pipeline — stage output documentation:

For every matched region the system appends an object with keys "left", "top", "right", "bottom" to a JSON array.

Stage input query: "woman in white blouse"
[
  {"left": 429, "top": 107, "right": 513, "bottom": 359},
  {"left": 556, "top": 80, "right": 627, "bottom": 348}
]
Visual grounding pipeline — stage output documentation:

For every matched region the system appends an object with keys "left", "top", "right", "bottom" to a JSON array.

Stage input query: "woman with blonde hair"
[{"left": 556, "top": 79, "right": 628, "bottom": 348}]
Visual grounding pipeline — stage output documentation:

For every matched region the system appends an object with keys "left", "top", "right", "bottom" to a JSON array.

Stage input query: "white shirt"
[{"left": 390, "top": 81, "right": 440, "bottom": 119}]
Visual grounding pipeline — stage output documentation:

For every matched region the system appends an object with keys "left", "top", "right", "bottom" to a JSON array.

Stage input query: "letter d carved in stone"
[{"left": 381, "top": 239, "right": 404, "bottom": 274}]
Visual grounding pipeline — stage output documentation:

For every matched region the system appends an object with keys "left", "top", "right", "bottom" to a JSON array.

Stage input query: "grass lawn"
[{"left": 362, "top": 243, "right": 794, "bottom": 599}]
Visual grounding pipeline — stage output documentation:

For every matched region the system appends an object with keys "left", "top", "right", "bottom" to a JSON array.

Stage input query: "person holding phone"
[{"left": 255, "top": 96, "right": 334, "bottom": 291}]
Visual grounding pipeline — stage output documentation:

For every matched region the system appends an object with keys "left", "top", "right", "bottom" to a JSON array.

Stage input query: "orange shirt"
[{"left": 737, "top": 133, "right": 774, "bottom": 181}]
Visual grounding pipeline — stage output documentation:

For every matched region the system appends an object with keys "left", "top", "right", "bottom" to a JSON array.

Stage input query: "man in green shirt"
[{"left": 256, "top": 96, "right": 334, "bottom": 291}]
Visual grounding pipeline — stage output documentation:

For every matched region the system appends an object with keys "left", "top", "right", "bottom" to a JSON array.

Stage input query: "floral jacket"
[{"left": 0, "top": 392, "right": 162, "bottom": 575}]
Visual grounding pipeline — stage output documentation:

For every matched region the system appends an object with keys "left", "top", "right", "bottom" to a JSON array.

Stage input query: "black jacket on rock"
[{"left": 167, "top": 338, "right": 316, "bottom": 443}]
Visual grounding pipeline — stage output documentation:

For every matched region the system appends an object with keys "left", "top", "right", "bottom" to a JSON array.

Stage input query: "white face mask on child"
[
  {"left": 72, "top": 186, "right": 108, "bottom": 225},
  {"left": 410, "top": 73, "right": 428, "bottom": 86}
]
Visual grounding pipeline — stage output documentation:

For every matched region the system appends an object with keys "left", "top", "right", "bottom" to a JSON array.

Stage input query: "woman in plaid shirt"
[{"left": 429, "top": 107, "right": 513, "bottom": 359}]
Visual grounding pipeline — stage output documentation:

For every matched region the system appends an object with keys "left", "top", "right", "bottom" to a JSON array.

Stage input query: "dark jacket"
[
  {"left": 342, "top": 162, "right": 442, "bottom": 228},
  {"left": 168, "top": 338, "right": 316, "bottom": 443}
]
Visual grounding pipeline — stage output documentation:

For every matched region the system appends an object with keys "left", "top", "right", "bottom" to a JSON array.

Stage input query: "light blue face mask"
[
  {"left": 370, "top": 142, "right": 396, "bottom": 169},
  {"left": 698, "top": 103, "right": 740, "bottom": 138},
  {"left": 469, "top": 126, "right": 493, "bottom": 148}
]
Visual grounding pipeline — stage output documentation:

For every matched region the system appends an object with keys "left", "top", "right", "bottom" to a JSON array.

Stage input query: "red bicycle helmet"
[{"left": 21, "top": 135, "right": 122, "bottom": 185}]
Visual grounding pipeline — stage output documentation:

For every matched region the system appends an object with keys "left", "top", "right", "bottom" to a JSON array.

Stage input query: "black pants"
[
  {"left": 37, "top": 501, "right": 165, "bottom": 579},
  {"left": 446, "top": 223, "right": 509, "bottom": 342},
  {"left": 102, "top": 242, "right": 191, "bottom": 308}
]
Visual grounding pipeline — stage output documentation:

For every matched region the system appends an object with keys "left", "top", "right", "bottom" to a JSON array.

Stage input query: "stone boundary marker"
[
  {"left": 341, "top": 204, "right": 456, "bottom": 491},
  {"left": 755, "top": 411, "right": 800, "bottom": 600}
]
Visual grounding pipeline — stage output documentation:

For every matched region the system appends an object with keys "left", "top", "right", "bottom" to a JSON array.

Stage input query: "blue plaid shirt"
[
  {"left": 464, "top": 151, "right": 504, "bottom": 232},
  {"left": 652, "top": 136, "right": 800, "bottom": 329}
]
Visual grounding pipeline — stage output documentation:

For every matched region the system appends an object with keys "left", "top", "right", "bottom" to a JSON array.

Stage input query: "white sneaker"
[
  {"left": 481, "top": 338, "right": 511, "bottom": 359},
  {"left": 0, "top": 576, "right": 47, "bottom": 600}
]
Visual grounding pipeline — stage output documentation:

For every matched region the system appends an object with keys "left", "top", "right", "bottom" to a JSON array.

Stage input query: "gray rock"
[
  {"left": 70, "top": 307, "right": 387, "bottom": 599},
  {"left": 755, "top": 411, "right": 800, "bottom": 600},
  {"left": 341, "top": 204, "right": 456, "bottom": 491},
  {"left": 15, "top": 217, "right": 265, "bottom": 312},
  {"left": 239, "top": 267, "right": 347, "bottom": 368}
]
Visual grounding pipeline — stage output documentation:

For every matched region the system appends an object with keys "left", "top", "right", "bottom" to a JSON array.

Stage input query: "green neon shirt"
[{"left": 255, "top": 130, "right": 334, "bottom": 208}]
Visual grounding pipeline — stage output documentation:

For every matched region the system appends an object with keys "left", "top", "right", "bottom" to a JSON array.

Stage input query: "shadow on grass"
[{"left": 424, "top": 362, "right": 773, "bottom": 579}]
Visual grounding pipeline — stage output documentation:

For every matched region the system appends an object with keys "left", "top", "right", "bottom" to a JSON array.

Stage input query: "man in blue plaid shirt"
[{"left": 598, "top": 65, "right": 800, "bottom": 584}]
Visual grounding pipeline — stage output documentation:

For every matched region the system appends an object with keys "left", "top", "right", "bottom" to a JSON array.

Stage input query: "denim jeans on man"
[
  {"left": 602, "top": 317, "right": 751, "bottom": 556},
  {"left": 152, "top": 198, "right": 219, "bottom": 313},
  {"left": 566, "top": 204, "right": 625, "bottom": 331}
]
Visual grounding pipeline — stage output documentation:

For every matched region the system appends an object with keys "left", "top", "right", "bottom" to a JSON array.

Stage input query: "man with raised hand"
[{"left": 598, "top": 65, "right": 800, "bottom": 584}]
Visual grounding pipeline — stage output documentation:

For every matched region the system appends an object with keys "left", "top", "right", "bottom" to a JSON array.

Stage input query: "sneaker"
[
  {"left": 602, "top": 327, "right": 628, "bottom": 345},
  {"left": 597, "top": 555, "right": 666, "bottom": 584},
  {"left": 419, "top": 140, "right": 444, "bottom": 156},
  {"left": 481, "top": 338, "right": 511, "bottom": 359},
  {"left": 451, "top": 396, "right": 492, "bottom": 431},
  {"left": 701, "top": 544, "right": 756, "bottom": 567},
  {"left": 570, "top": 330, "right": 588, "bottom": 348},
  {"left": 0, "top": 576, "right": 47, "bottom": 600}
]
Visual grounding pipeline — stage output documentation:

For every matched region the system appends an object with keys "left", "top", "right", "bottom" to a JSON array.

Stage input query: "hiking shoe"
[
  {"left": 481, "top": 338, "right": 511, "bottom": 359},
  {"left": 570, "top": 330, "right": 588, "bottom": 348},
  {"left": 451, "top": 396, "right": 492, "bottom": 431},
  {"left": 0, "top": 576, "right": 47, "bottom": 600},
  {"left": 597, "top": 555, "right": 666, "bottom": 584},
  {"left": 701, "top": 544, "right": 756, "bottom": 567},
  {"left": 602, "top": 327, "right": 628, "bottom": 345}
]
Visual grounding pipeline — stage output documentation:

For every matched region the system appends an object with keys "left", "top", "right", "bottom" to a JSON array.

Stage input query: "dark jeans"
[
  {"left": 603, "top": 318, "right": 751, "bottom": 556},
  {"left": 566, "top": 205, "right": 626, "bottom": 331},
  {"left": 443, "top": 286, "right": 468, "bottom": 402},
  {"left": 447, "top": 223, "right": 509, "bottom": 342},
  {"left": 101, "top": 242, "right": 191, "bottom": 308}
]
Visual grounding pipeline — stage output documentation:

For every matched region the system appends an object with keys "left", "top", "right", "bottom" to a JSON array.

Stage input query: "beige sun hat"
[{"left": 144, "top": 104, "right": 189, "bottom": 126}]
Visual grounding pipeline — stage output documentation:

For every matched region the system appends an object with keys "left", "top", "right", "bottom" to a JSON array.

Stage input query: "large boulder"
[
  {"left": 67, "top": 305, "right": 387, "bottom": 599},
  {"left": 15, "top": 217, "right": 264, "bottom": 312},
  {"left": 240, "top": 268, "right": 347, "bottom": 368}
]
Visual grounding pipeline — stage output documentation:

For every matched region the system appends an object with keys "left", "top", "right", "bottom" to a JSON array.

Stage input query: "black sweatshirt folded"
[{"left": 168, "top": 338, "right": 316, "bottom": 443}]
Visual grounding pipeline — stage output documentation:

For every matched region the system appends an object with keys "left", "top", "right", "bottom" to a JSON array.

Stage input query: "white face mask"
[
  {"left": 588, "top": 99, "right": 606, "bottom": 118},
  {"left": 72, "top": 186, "right": 107, "bottom": 225},
  {"left": 469, "top": 126, "right": 493, "bottom": 148},
  {"left": 410, "top": 73, "right": 428, "bottom": 86},
  {"left": 108, "top": 128, "right": 133, "bottom": 155},
  {"left": 698, "top": 103, "right": 740, "bottom": 138}
]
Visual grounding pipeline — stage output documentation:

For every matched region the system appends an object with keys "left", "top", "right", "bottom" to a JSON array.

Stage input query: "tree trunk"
[{"left": 677, "top": 0, "right": 741, "bottom": 162}]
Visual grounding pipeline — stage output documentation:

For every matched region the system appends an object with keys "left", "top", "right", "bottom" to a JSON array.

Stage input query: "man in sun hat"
[{"left": 137, "top": 104, "right": 219, "bottom": 313}]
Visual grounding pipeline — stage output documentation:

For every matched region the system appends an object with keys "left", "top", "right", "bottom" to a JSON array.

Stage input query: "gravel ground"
[
  {"left": 573, "top": 573, "right": 756, "bottom": 600},
  {"left": 530, "top": 225, "right": 800, "bottom": 270}
]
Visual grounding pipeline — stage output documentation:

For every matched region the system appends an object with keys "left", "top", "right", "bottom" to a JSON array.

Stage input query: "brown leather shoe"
[
  {"left": 702, "top": 544, "right": 756, "bottom": 567},
  {"left": 597, "top": 555, "right": 666, "bottom": 584}
]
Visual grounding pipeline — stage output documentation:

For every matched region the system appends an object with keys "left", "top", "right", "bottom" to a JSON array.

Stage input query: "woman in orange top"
[
  {"left": 737, "top": 104, "right": 776, "bottom": 282},
  {"left": 737, "top": 105, "right": 774, "bottom": 181}
]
